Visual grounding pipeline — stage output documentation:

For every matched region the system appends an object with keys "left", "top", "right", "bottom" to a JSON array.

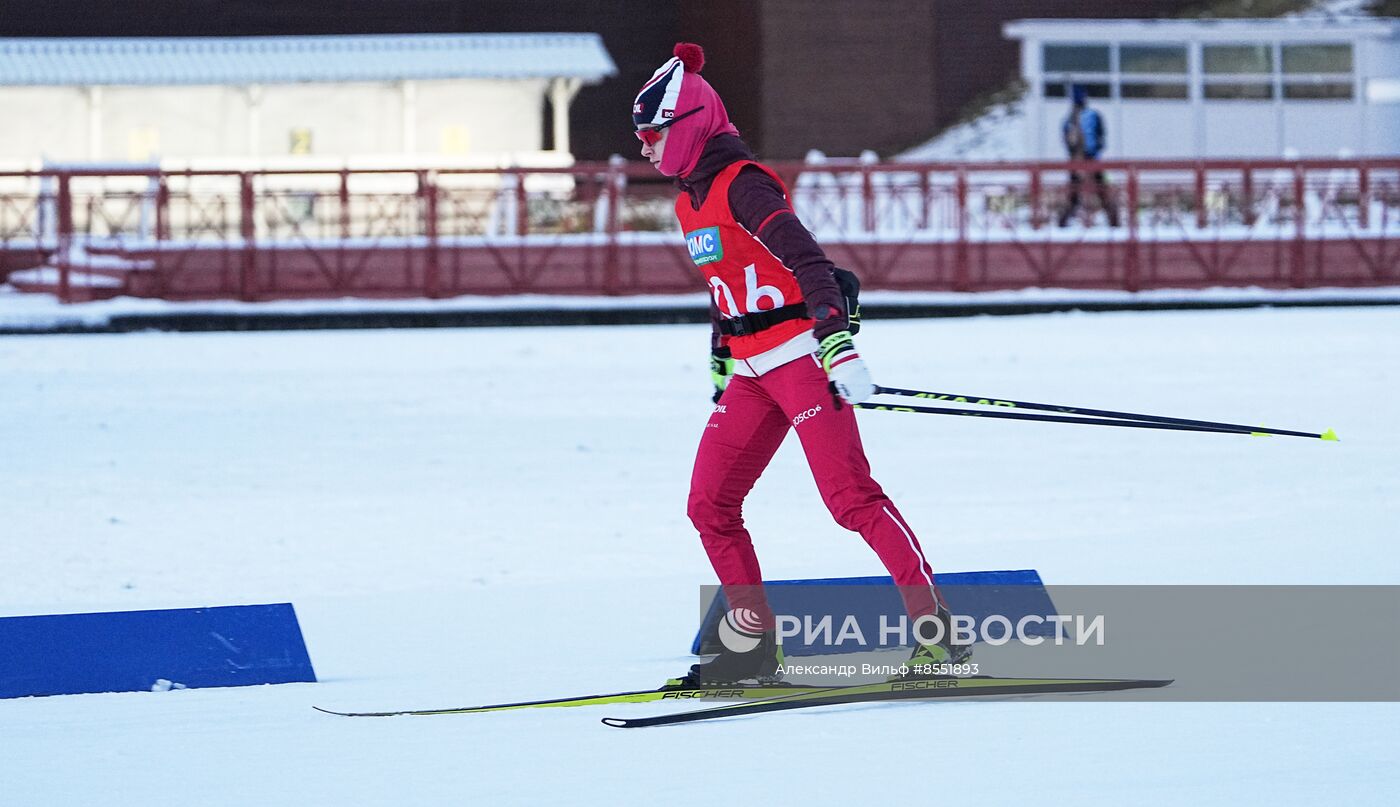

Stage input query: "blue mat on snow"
[
  {"left": 0, "top": 603, "right": 316, "bottom": 699},
  {"left": 692, "top": 569, "right": 1056, "bottom": 656}
]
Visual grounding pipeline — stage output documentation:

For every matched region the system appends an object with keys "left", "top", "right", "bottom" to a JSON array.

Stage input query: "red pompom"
[{"left": 674, "top": 42, "right": 705, "bottom": 73}]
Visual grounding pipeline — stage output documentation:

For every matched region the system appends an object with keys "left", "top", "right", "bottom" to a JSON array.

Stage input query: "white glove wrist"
[{"left": 817, "top": 331, "right": 875, "bottom": 405}]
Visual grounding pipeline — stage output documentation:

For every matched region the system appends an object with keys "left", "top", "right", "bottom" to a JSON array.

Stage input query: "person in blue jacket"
[{"left": 1058, "top": 85, "right": 1120, "bottom": 227}]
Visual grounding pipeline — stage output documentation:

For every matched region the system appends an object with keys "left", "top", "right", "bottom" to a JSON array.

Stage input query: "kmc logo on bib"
[{"left": 684, "top": 226, "right": 724, "bottom": 266}]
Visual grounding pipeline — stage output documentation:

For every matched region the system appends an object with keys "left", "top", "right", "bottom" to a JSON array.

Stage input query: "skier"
[{"left": 633, "top": 43, "right": 969, "bottom": 686}]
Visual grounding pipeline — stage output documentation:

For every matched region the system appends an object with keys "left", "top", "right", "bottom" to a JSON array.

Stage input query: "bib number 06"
[{"left": 710, "top": 264, "right": 785, "bottom": 318}]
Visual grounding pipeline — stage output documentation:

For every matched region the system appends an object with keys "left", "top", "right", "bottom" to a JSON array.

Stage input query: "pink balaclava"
[{"left": 632, "top": 43, "right": 740, "bottom": 178}]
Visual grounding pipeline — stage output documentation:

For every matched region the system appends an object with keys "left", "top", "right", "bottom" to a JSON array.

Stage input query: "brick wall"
[{"left": 758, "top": 0, "right": 938, "bottom": 159}]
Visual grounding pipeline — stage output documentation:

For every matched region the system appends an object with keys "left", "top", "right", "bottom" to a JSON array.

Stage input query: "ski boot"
[
  {"left": 890, "top": 606, "right": 973, "bottom": 681},
  {"left": 666, "top": 629, "right": 784, "bottom": 689}
]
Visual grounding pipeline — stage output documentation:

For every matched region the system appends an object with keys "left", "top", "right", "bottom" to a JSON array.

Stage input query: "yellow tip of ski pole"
[{"left": 1321, "top": 428, "right": 1339, "bottom": 442}]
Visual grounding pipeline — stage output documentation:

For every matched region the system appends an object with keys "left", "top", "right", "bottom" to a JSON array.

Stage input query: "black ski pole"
[
  {"left": 871, "top": 386, "right": 1337, "bottom": 441},
  {"left": 856, "top": 401, "right": 1266, "bottom": 435}
]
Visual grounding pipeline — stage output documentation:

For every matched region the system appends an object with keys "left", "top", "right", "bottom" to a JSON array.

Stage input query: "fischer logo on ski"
[
  {"left": 661, "top": 688, "right": 746, "bottom": 699},
  {"left": 889, "top": 678, "right": 960, "bottom": 691}
]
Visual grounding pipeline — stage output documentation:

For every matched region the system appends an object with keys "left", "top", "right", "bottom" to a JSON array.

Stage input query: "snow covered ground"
[{"left": 2, "top": 307, "right": 1397, "bottom": 805}]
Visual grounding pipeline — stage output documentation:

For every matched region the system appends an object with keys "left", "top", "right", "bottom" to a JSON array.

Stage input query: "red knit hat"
[{"left": 632, "top": 43, "right": 739, "bottom": 177}]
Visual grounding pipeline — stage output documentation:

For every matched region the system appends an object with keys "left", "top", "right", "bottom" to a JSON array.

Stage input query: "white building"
[
  {"left": 0, "top": 34, "right": 616, "bottom": 171},
  {"left": 1004, "top": 17, "right": 1400, "bottom": 159}
]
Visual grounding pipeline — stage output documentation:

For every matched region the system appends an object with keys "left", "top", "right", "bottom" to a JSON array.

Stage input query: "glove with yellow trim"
[
  {"left": 818, "top": 330, "right": 874, "bottom": 405},
  {"left": 710, "top": 348, "right": 735, "bottom": 403}
]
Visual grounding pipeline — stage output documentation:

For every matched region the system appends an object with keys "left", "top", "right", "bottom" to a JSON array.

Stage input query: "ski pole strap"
[{"left": 717, "top": 303, "right": 810, "bottom": 337}]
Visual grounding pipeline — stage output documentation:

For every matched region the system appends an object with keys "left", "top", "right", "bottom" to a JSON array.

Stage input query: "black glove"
[{"left": 833, "top": 267, "right": 861, "bottom": 335}]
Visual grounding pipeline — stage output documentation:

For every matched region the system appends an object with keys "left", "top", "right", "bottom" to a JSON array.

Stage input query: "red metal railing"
[{"left": 1, "top": 158, "right": 1396, "bottom": 302}]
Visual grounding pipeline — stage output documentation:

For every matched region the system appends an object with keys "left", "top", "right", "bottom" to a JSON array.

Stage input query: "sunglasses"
[{"left": 635, "top": 106, "right": 706, "bottom": 145}]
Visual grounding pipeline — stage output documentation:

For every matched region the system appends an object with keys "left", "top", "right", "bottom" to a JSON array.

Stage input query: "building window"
[
  {"left": 1282, "top": 44, "right": 1353, "bottom": 100},
  {"left": 1043, "top": 44, "right": 1110, "bottom": 73},
  {"left": 1282, "top": 44, "right": 1352, "bottom": 74},
  {"left": 1283, "top": 81, "right": 1353, "bottom": 100},
  {"left": 1043, "top": 44, "right": 1112, "bottom": 99},
  {"left": 1044, "top": 81, "right": 1111, "bottom": 99},
  {"left": 1118, "top": 44, "right": 1188, "bottom": 101},
  {"left": 1203, "top": 45, "right": 1274, "bottom": 101},
  {"left": 1121, "top": 83, "right": 1189, "bottom": 100},
  {"left": 1203, "top": 45, "right": 1273, "bottom": 74},
  {"left": 1120, "top": 45, "right": 1187, "bottom": 74},
  {"left": 289, "top": 128, "right": 313, "bottom": 155},
  {"left": 1038, "top": 38, "right": 1356, "bottom": 105},
  {"left": 1204, "top": 83, "right": 1275, "bottom": 100}
]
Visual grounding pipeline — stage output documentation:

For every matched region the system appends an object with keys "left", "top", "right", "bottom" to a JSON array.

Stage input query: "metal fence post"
[
  {"left": 1195, "top": 162, "right": 1207, "bottom": 230},
  {"left": 1029, "top": 168, "right": 1043, "bottom": 230},
  {"left": 603, "top": 159, "right": 622, "bottom": 295},
  {"left": 1125, "top": 169, "right": 1140, "bottom": 293},
  {"left": 420, "top": 170, "right": 440, "bottom": 298},
  {"left": 918, "top": 170, "right": 931, "bottom": 230},
  {"left": 1241, "top": 167, "right": 1255, "bottom": 227},
  {"left": 154, "top": 174, "right": 170, "bottom": 296},
  {"left": 515, "top": 168, "right": 528, "bottom": 237},
  {"left": 56, "top": 173, "right": 72, "bottom": 303},
  {"left": 239, "top": 171, "right": 256, "bottom": 301},
  {"left": 339, "top": 169, "right": 351, "bottom": 240},
  {"left": 862, "top": 165, "right": 875, "bottom": 234},
  {"left": 155, "top": 175, "right": 170, "bottom": 241},
  {"left": 954, "top": 169, "right": 969, "bottom": 292},
  {"left": 1291, "top": 165, "right": 1307, "bottom": 288},
  {"left": 1358, "top": 163, "right": 1369, "bottom": 231}
]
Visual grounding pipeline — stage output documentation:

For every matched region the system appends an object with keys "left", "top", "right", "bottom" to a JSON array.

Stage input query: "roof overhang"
[
  {"left": 0, "top": 33, "right": 618, "bottom": 87},
  {"left": 1004, "top": 17, "right": 1400, "bottom": 43}
]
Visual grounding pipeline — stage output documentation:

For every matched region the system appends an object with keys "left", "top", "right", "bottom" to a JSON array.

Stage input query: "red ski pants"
[{"left": 687, "top": 355, "right": 940, "bottom": 627}]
